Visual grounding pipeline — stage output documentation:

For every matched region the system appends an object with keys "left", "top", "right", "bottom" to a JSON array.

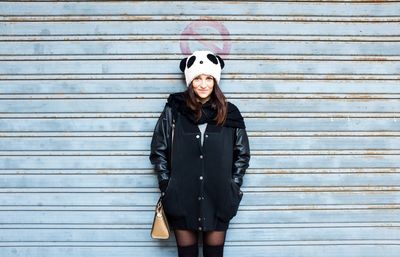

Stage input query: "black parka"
[{"left": 149, "top": 94, "right": 250, "bottom": 231}]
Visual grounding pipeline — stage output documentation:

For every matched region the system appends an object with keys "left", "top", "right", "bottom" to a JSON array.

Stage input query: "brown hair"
[{"left": 185, "top": 79, "right": 227, "bottom": 126}]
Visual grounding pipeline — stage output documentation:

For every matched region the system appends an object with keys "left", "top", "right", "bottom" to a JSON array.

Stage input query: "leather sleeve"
[
  {"left": 149, "top": 105, "right": 172, "bottom": 192},
  {"left": 232, "top": 127, "right": 251, "bottom": 187}
]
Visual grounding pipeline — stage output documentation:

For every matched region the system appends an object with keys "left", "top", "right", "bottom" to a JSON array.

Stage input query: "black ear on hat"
[
  {"left": 216, "top": 55, "right": 225, "bottom": 69},
  {"left": 179, "top": 57, "right": 187, "bottom": 72}
]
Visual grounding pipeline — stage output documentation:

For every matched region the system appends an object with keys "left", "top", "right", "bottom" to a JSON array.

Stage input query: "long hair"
[{"left": 185, "top": 79, "right": 227, "bottom": 126}]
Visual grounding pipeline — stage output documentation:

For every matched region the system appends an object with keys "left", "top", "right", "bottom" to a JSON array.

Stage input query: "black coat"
[{"left": 149, "top": 94, "right": 250, "bottom": 231}]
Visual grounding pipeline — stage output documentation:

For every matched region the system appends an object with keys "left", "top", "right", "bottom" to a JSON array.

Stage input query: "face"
[{"left": 191, "top": 74, "right": 214, "bottom": 103}]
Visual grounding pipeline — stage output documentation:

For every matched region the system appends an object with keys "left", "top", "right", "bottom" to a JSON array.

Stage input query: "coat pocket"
[
  {"left": 161, "top": 178, "right": 185, "bottom": 217},
  {"left": 230, "top": 180, "right": 244, "bottom": 215},
  {"left": 216, "top": 180, "right": 243, "bottom": 222}
]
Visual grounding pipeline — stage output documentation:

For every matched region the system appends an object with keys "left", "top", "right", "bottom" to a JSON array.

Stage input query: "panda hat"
[{"left": 179, "top": 50, "right": 225, "bottom": 87}]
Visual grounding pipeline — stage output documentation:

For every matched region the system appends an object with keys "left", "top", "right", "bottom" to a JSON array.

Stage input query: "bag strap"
[
  {"left": 171, "top": 116, "right": 175, "bottom": 165},
  {"left": 165, "top": 105, "right": 177, "bottom": 173}
]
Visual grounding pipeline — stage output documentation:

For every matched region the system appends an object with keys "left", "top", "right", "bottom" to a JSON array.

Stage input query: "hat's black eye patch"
[
  {"left": 207, "top": 54, "right": 218, "bottom": 64},
  {"left": 187, "top": 56, "right": 196, "bottom": 68}
]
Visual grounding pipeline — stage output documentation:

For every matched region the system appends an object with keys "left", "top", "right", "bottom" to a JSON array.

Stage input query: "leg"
[
  {"left": 174, "top": 229, "right": 199, "bottom": 257},
  {"left": 202, "top": 230, "right": 227, "bottom": 257}
]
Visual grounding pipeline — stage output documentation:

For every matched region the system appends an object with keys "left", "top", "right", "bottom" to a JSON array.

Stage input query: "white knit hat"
[{"left": 179, "top": 50, "right": 225, "bottom": 87}]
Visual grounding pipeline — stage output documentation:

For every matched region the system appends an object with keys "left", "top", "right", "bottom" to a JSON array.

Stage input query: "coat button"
[
  {"left": 200, "top": 155, "right": 203, "bottom": 159},
  {"left": 198, "top": 226, "right": 202, "bottom": 231},
  {"left": 205, "top": 134, "right": 208, "bottom": 138},
  {"left": 198, "top": 196, "right": 202, "bottom": 200},
  {"left": 199, "top": 176, "right": 203, "bottom": 180},
  {"left": 196, "top": 135, "right": 200, "bottom": 139},
  {"left": 198, "top": 217, "right": 202, "bottom": 221}
]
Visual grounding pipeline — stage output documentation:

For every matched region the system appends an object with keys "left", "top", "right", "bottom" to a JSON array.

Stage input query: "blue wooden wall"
[{"left": 0, "top": 1, "right": 399, "bottom": 257}]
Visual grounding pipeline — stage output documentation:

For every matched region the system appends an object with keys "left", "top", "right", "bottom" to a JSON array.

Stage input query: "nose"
[{"left": 199, "top": 79, "right": 208, "bottom": 88}]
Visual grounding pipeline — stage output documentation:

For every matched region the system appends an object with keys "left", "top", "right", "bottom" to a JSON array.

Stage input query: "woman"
[{"left": 150, "top": 50, "right": 250, "bottom": 257}]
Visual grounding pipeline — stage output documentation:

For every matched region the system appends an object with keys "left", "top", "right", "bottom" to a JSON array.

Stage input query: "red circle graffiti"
[{"left": 180, "top": 20, "right": 231, "bottom": 56}]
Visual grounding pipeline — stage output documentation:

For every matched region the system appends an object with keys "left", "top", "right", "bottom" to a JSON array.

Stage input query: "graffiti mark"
[{"left": 180, "top": 20, "right": 231, "bottom": 56}]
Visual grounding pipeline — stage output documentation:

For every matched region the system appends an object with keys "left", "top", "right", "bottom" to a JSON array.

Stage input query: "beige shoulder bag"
[{"left": 150, "top": 196, "right": 170, "bottom": 239}]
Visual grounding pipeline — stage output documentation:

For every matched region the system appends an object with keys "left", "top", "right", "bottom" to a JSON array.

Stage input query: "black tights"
[{"left": 174, "top": 229, "right": 226, "bottom": 257}]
